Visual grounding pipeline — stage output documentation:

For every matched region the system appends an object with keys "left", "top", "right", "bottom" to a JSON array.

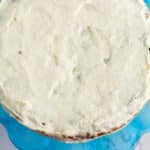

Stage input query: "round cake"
[{"left": 0, "top": 0, "right": 150, "bottom": 142}]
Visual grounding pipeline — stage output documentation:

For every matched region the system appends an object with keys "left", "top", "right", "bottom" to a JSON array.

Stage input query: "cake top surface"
[{"left": 0, "top": 0, "right": 150, "bottom": 141}]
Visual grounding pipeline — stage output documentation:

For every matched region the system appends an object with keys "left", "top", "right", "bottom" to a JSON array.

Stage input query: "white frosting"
[{"left": 0, "top": 0, "right": 150, "bottom": 140}]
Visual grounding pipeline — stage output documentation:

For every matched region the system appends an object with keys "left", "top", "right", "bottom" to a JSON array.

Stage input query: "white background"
[{"left": 0, "top": 125, "right": 149, "bottom": 150}]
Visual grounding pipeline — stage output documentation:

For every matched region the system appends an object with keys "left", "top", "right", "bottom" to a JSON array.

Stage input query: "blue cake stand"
[
  {"left": 0, "top": 100, "right": 150, "bottom": 150},
  {"left": 0, "top": 1, "right": 150, "bottom": 149}
]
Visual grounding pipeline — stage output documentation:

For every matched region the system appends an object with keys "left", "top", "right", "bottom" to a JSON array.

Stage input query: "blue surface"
[
  {"left": 145, "top": 0, "right": 150, "bottom": 9},
  {"left": 0, "top": 1, "right": 150, "bottom": 150},
  {"left": 0, "top": 100, "right": 150, "bottom": 150}
]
